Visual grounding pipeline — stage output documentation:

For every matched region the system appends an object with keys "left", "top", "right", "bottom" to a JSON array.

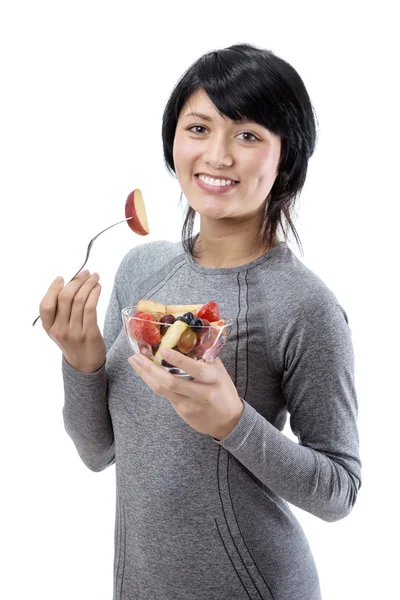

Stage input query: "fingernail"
[
  {"left": 54, "top": 276, "right": 63, "bottom": 284},
  {"left": 161, "top": 348, "right": 172, "bottom": 359}
]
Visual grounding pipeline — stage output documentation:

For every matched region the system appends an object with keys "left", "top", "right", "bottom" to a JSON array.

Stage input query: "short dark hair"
[{"left": 161, "top": 43, "right": 318, "bottom": 258}]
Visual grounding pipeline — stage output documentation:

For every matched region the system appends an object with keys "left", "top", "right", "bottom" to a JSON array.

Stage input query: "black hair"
[{"left": 161, "top": 43, "right": 318, "bottom": 258}]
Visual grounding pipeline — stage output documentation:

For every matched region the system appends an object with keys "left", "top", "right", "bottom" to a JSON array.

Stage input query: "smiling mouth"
[{"left": 194, "top": 174, "right": 240, "bottom": 185}]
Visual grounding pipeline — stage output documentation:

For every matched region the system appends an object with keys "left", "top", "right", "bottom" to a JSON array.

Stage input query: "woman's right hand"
[{"left": 39, "top": 269, "right": 107, "bottom": 373}]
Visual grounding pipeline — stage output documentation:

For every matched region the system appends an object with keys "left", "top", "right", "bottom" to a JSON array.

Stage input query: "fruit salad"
[{"left": 126, "top": 299, "right": 231, "bottom": 370}]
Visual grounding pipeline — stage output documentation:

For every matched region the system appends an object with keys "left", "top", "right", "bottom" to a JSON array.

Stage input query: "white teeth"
[{"left": 198, "top": 175, "right": 236, "bottom": 187}]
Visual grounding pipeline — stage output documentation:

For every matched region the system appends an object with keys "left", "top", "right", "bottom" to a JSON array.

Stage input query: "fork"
[{"left": 32, "top": 216, "right": 135, "bottom": 326}]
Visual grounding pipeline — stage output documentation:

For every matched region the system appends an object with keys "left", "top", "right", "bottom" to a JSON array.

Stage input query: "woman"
[{"left": 40, "top": 43, "right": 361, "bottom": 599}]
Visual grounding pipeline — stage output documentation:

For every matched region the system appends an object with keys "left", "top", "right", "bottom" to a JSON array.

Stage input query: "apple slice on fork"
[{"left": 125, "top": 189, "right": 149, "bottom": 236}]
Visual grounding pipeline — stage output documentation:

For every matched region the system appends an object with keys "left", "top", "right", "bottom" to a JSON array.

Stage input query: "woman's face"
[{"left": 173, "top": 89, "right": 281, "bottom": 223}]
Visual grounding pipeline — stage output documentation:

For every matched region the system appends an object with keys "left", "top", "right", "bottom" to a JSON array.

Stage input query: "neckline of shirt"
[{"left": 183, "top": 239, "right": 288, "bottom": 275}]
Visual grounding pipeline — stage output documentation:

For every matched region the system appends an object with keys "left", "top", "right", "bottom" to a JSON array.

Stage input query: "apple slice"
[
  {"left": 166, "top": 303, "right": 204, "bottom": 316},
  {"left": 136, "top": 299, "right": 166, "bottom": 314},
  {"left": 125, "top": 189, "right": 149, "bottom": 236}
]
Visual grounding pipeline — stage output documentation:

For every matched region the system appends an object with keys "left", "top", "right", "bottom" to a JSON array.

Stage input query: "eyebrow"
[{"left": 183, "top": 112, "right": 249, "bottom": 124}]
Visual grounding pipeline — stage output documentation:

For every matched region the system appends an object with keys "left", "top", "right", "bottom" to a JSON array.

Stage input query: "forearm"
[
  {"left": 215, "top": 400, "right": 360, "bottom": 522},
  {"left": 62, "top": 355, "right": 115, "bottom": 471}
]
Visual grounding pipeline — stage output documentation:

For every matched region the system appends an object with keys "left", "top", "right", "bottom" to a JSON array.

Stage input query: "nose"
[{"left": 203, "top": 134, "right": 233, "bottom": 168}]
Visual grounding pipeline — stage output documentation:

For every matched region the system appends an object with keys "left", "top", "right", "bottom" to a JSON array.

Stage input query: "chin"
[{"left": 189, "top": 202, "right": 230, "bottom": 220}]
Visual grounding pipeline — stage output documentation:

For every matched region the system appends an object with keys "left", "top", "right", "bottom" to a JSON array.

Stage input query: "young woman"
[{"left": 40, "top": 43, "right": 361, "bottom": 600}]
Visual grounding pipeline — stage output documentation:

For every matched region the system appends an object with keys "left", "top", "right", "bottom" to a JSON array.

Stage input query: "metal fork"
[{"left": 32, "top": 216, "right": 135, "bottom": 326}]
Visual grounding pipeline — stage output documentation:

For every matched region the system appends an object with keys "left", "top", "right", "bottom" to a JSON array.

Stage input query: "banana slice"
[{"left": 154, "top": 320, "right": 189, "bottom": 365}]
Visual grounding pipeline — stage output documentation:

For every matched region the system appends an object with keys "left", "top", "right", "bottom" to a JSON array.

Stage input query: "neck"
[{"left": 193, "top": 216, "right": 278, "bottom": 269}]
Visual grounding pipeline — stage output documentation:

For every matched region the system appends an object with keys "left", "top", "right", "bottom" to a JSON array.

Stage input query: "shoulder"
[
  {"left": 116, "top": 239, "right": 185, "bottom": 279},
  {"left": 269, "top": 244, "right": 349, "bottom": 325},
  {"left": 265, "top": 246, "right": 353, "bottom": 374}
]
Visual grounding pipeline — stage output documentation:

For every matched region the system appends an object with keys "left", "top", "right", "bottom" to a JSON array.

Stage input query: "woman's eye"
[
  {"left": 188, "top": 125, "right": 207, "bottom": 134},
  {"left": 187, "top": 126, "right": 259, "bottom": 142},
  {"left": 237, "top": 132, "right": 258, "bottom": 142}
]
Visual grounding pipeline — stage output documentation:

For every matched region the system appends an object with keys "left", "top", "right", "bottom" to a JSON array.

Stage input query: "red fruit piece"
[
  {"left": 197, "top": 301, "right": 220, "bottom": 322},
  {"left": 129, "top": 311, "right": 145, "bottom": 340},
  {"left": 141, "top": 314, "right": 161, "bottom": 346},
  {"left": 129, "top": 312, "right": 161, "bottom": 345}
]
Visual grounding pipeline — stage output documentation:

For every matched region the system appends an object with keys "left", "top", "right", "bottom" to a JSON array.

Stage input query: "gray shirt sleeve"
[
  {"left": 61, "top": 253, "right": 127, "bottom": 471},
  {"left": 216, "top": 293, "right": 361, "bottom": 523}
]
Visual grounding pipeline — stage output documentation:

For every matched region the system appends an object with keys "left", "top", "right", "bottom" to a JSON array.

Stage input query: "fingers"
[
  {"left": 69, "top": 272, "right": 100, "bottom": 330},
  {"left": 131, "top": 348, "right": 218, "bottom": 389},
  {"left": 39, "top": 270, "right": 100, "bottom": 332},
  {"left": 130, "top": 354, "right": 200, "bottom": 398},
  {"left": 82, "top": 282, "right": 102, "bottom": 331},
  {"left": 160, "top": 348, "right": 218, "bottom": 384},
  {"left": 39, "top": 275, "right": 66, "bottom": 331},
  {"left": 55, "top": 270, "right": 94, "bottom": 328}
]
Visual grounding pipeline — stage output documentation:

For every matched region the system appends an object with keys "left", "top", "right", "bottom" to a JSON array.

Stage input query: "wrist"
[
  {"left": 213, "top": 398, "right": 244, "bottom": 441},
  {"left": 63, "top": 354, "right": 105, "bottom": 373}
]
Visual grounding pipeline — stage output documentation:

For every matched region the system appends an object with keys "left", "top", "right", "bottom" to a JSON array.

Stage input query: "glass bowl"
[{"left": 122, "top": 307, "right": 233, "bottom": 380}]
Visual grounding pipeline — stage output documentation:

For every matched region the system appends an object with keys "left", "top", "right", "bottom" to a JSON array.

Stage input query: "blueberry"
[
  {"left": 175, "top": 316, "right": 186, "bottom": 322},
  {"left": 181, "top": 312, "right": 194, "bottom": 325},
  {"left": 190, "top": 317, "right": 203, "bottom": 332}
]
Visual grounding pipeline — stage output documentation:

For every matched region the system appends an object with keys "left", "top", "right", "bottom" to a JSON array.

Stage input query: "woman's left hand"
[{"left": 128, "top": 348, "right": 244, "bottom": 440}]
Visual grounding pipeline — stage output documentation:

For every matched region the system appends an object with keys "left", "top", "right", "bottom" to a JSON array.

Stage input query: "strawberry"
[
  {"left": 142, "top": 321, "right": 161, "bottom": 345},
  {"left": 130, "top": 312, "right": 161, "bottom": 346},
  {"left": 129, "top": 312, "right": 145, "bottom": 340},
  {"left": 197, "top": 301, "right": 220, "bottom": 322}
]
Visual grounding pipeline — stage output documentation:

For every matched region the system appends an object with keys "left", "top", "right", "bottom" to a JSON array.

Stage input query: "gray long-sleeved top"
[{"left": 62, "top": 239, "right": 362, "bottom": 600}]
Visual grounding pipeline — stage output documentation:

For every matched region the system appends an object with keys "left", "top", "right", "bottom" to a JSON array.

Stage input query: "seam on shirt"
[
  {"left": 226, "top": 453, "right": 277, "bottom": 600},
  {"left": 137, "top": 258, "right": 187, "bottom": 302},
  {"left": 115, "top": 495, "right": 122, "bottom": 597},
  {"left": 244, "top": 269, "right": 250, "bottom": 400},
  {"left": 216, "top": 447, "right": 267, "bottom": 600},
  {"left": 234, "top": 272, "right": 241, "bottom": 387},
  {"left": 215, "top": 518, "right": 253, "bottom": 599},
  {"left": 115, "top": 496, "right": 126, "bottom": 600},
  {"left": 120, "top": 500, "right": 126, "bottom": 599}
]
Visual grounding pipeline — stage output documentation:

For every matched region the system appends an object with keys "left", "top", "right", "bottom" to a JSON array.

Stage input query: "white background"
[{"left": 1, "top": 1, "right": 399, "bottom": 599}]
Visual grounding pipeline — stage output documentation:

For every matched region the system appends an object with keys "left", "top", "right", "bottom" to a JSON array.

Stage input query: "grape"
[
  {"left": 159, "top": 313, "right": 176, "bottom": 336},
  {"left": 177, "top": 329, "right": 197, "bottom": 354},
  {"left": 196, "top": 326, "right": 218, "bottom": 353},
  {"left": 190, "top": 317, "right": 203, "bottom": 332},
  {"left": 160, "top": 314, "right": 176, "bottom": 323}
]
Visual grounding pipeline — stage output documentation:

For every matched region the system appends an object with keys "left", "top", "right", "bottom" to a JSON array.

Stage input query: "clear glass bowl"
[{"left": 122, "top": 307, "right": 233, "bottom": 380}]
